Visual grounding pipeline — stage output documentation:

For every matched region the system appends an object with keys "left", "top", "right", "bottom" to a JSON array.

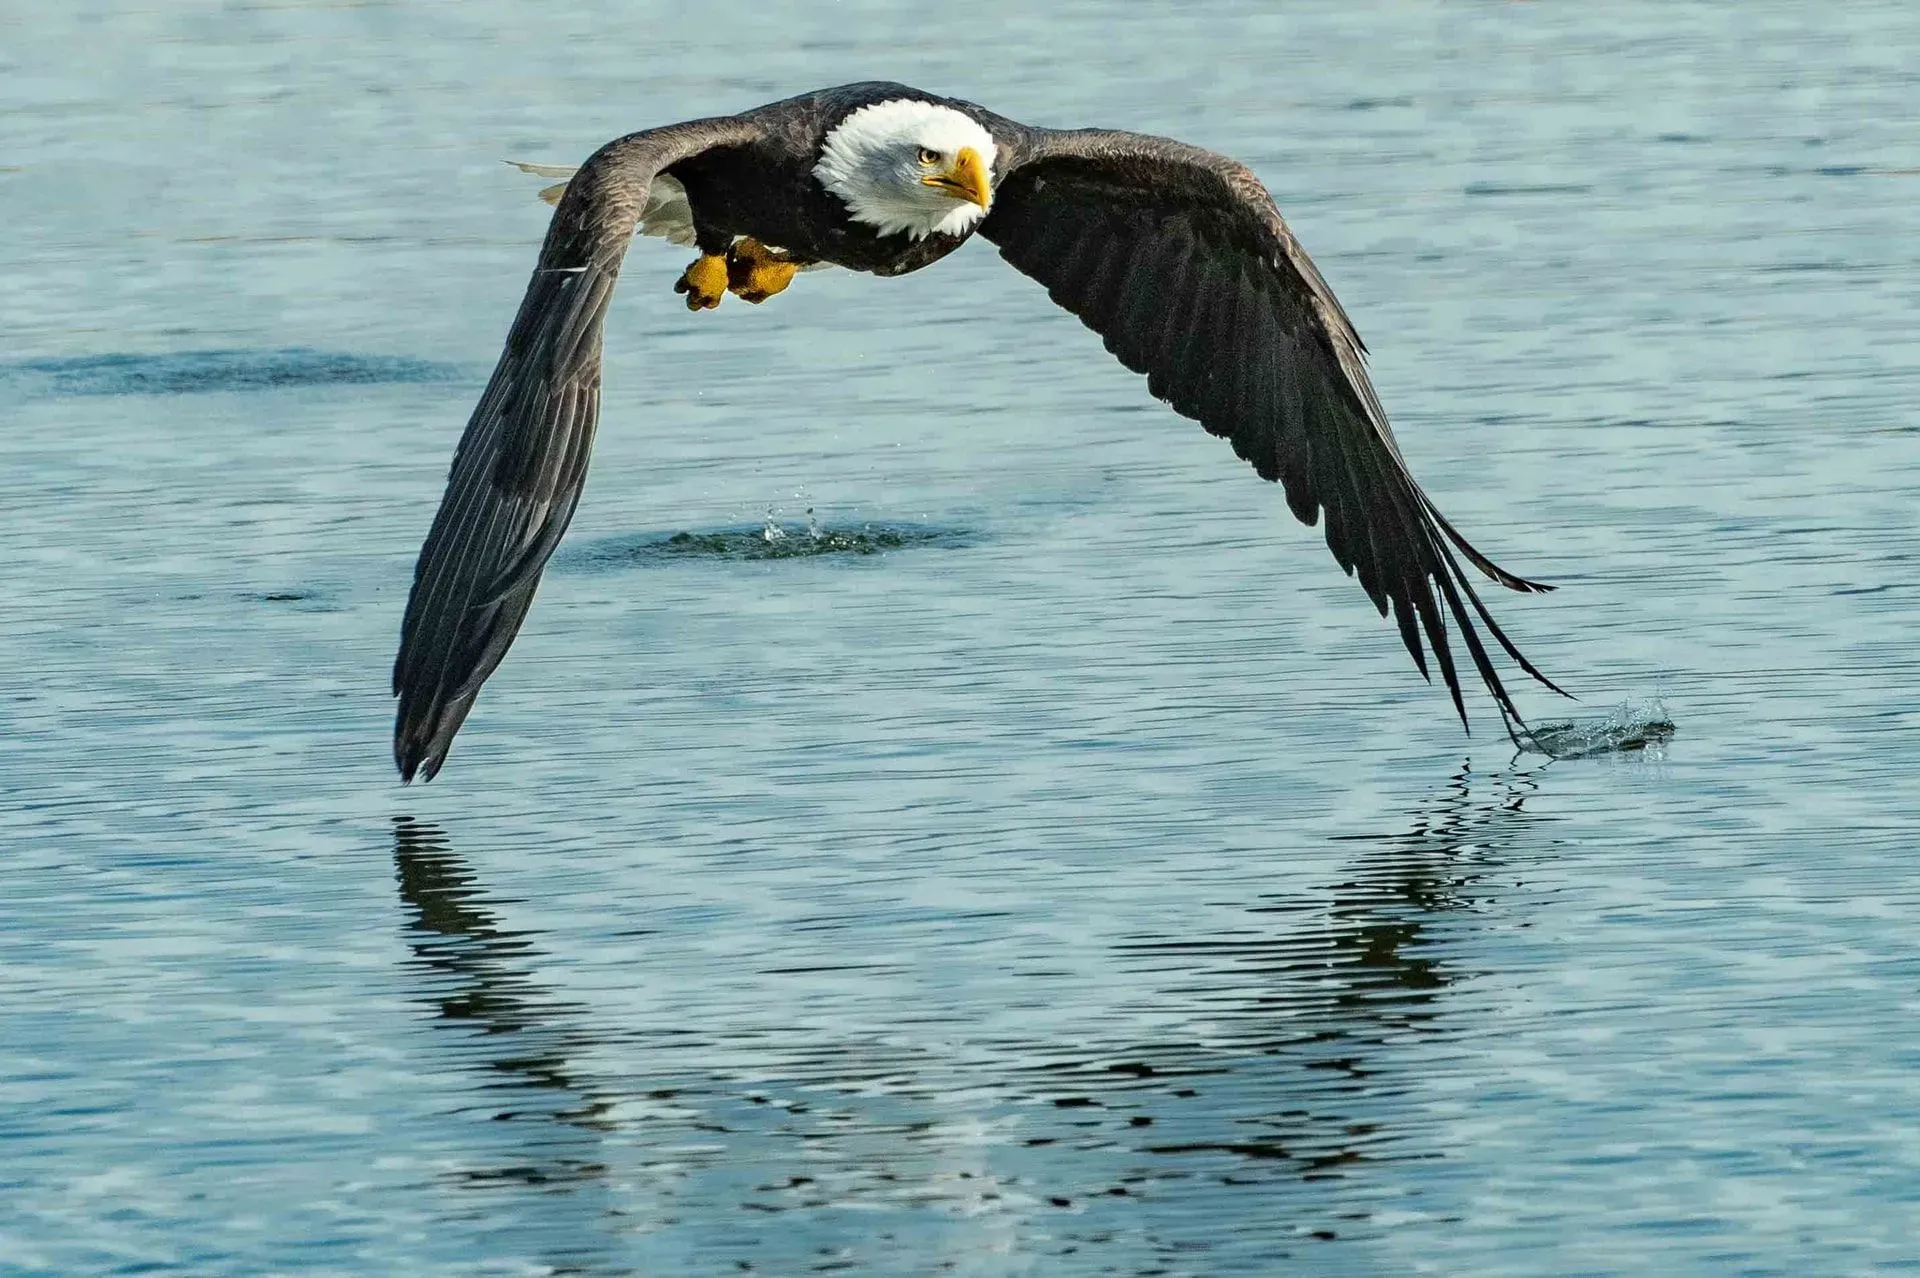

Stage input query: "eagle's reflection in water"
[
  {"left": 390, "top": 764, "right": 1548, "bottom": 1266},
  {"left": 394, "top": 819, "right": 616, "bottom": 1184}
]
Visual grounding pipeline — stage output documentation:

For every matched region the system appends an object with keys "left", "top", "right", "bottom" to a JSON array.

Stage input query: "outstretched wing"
[
  {"left": 393, "top": 117, "right": 760, "bottom": 783},
  {"left": 980, "top": 128, "right": 1565, "bottom": 734}
]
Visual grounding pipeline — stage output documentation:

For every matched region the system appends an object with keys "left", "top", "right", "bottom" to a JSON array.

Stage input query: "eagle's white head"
[{"left": 814, "top": 99, "right": 996, "bottom": 241}]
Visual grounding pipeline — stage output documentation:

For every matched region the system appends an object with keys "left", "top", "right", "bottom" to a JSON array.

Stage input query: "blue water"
[{"left": 5, "top": 1, "right": 1919, "bottom": 1273}]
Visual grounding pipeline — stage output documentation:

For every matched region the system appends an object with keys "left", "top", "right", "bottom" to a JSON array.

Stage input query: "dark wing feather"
[
  {"left": 980, "top": 129, "right": 1565, "bottom": 735},
  {"left": 392, "top": 118, "right": 760, "bottom": 783}
]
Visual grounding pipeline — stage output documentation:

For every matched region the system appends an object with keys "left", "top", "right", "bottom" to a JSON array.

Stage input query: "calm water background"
[{"left": 4, "top": 1, "right": 1918, "bottom": 1273}]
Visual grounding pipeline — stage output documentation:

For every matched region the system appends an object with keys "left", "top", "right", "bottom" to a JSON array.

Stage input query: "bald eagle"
[{"left": 393, "top": 82, "right": 1566, "bottom": 783}]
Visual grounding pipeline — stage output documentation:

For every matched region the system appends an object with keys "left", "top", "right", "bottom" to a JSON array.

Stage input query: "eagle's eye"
[{"left": 916, "top": 147, "right": 940, "bottom": 166}]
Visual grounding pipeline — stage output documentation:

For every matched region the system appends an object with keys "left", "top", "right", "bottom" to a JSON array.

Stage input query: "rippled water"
[{"left": 6, "top": 1, "right": 1919, "bottom": 1273}]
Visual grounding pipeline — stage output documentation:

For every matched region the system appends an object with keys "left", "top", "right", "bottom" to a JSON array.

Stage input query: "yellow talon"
[
  {"left": 674, "top": 252, "right": 729, "bottom": 311},
  {"left": 726, "top": 238, "right": 801, "bottom": 304}
]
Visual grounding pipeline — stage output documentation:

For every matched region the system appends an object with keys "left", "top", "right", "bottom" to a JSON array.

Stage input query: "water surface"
[{"left": 4, "top": 1, "right": 1919, "bottom": 1273}]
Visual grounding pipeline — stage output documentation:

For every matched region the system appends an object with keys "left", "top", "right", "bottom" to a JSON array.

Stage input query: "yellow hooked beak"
[{"left": 922, "top": 145, "right": 992, "bottom": 210}]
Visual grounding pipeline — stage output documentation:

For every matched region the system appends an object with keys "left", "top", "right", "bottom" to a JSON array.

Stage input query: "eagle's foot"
[
  {"left": 726, "top": 238, "right": 800, "bottom": 304},
  {"left": 674, "top": 252, "right": 729, "bottom": 311}
]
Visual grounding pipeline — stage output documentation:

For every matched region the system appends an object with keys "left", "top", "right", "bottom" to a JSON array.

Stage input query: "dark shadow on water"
[
  {"left": 1461, "top": 181, "right": 1597, "bottom": 198},
  {"left": 241, "top": 588, "right": 343, "bottom": 612},
  {"left": 1, "top": 348, "right": 466, "bottom": 397},
  {"left": 387, "top": 768, "right": 1552, "bottom": 1266}
]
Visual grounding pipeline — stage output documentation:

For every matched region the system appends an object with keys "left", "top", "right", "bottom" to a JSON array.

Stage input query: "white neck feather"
[{"left": 814, "top": 99, "right": 996, "bottom": 240}]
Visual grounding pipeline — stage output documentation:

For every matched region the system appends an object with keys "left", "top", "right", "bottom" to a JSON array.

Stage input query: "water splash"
[
  {"left": 670, "top": 522, "right": 965, "bottom": 560},
  {"left": 1519, "top": 698, "right": 1676, "bottom": 759},
  {"left": 559, "top": 522, "right": 975, "bottom": 571}
]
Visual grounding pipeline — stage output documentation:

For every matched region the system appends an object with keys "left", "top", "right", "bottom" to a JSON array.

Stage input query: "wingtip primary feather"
[
  {"left": 394, "top": 697, "right": 465, "bottom": 784},
  {"left": 1421, "top": 496, "right": 1556, "bottom": 594},
  {"left": 1432, "top": 532, "right": 1575, "bottom": 702},
  {"left": 394, "top": 735, "right": 426, "bottom": 785},
  {"left": 393, "top": 711, "right": 432, "bottom": 784}
]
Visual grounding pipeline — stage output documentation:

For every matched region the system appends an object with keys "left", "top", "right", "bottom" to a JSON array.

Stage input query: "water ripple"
[{"left": 0, "top": 348, "right": 465, "bottom": 397}]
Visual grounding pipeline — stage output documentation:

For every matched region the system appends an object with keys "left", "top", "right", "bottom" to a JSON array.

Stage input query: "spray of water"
[{"left": 1519, "top": 697, "right": 1675, "bottom": 759}]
